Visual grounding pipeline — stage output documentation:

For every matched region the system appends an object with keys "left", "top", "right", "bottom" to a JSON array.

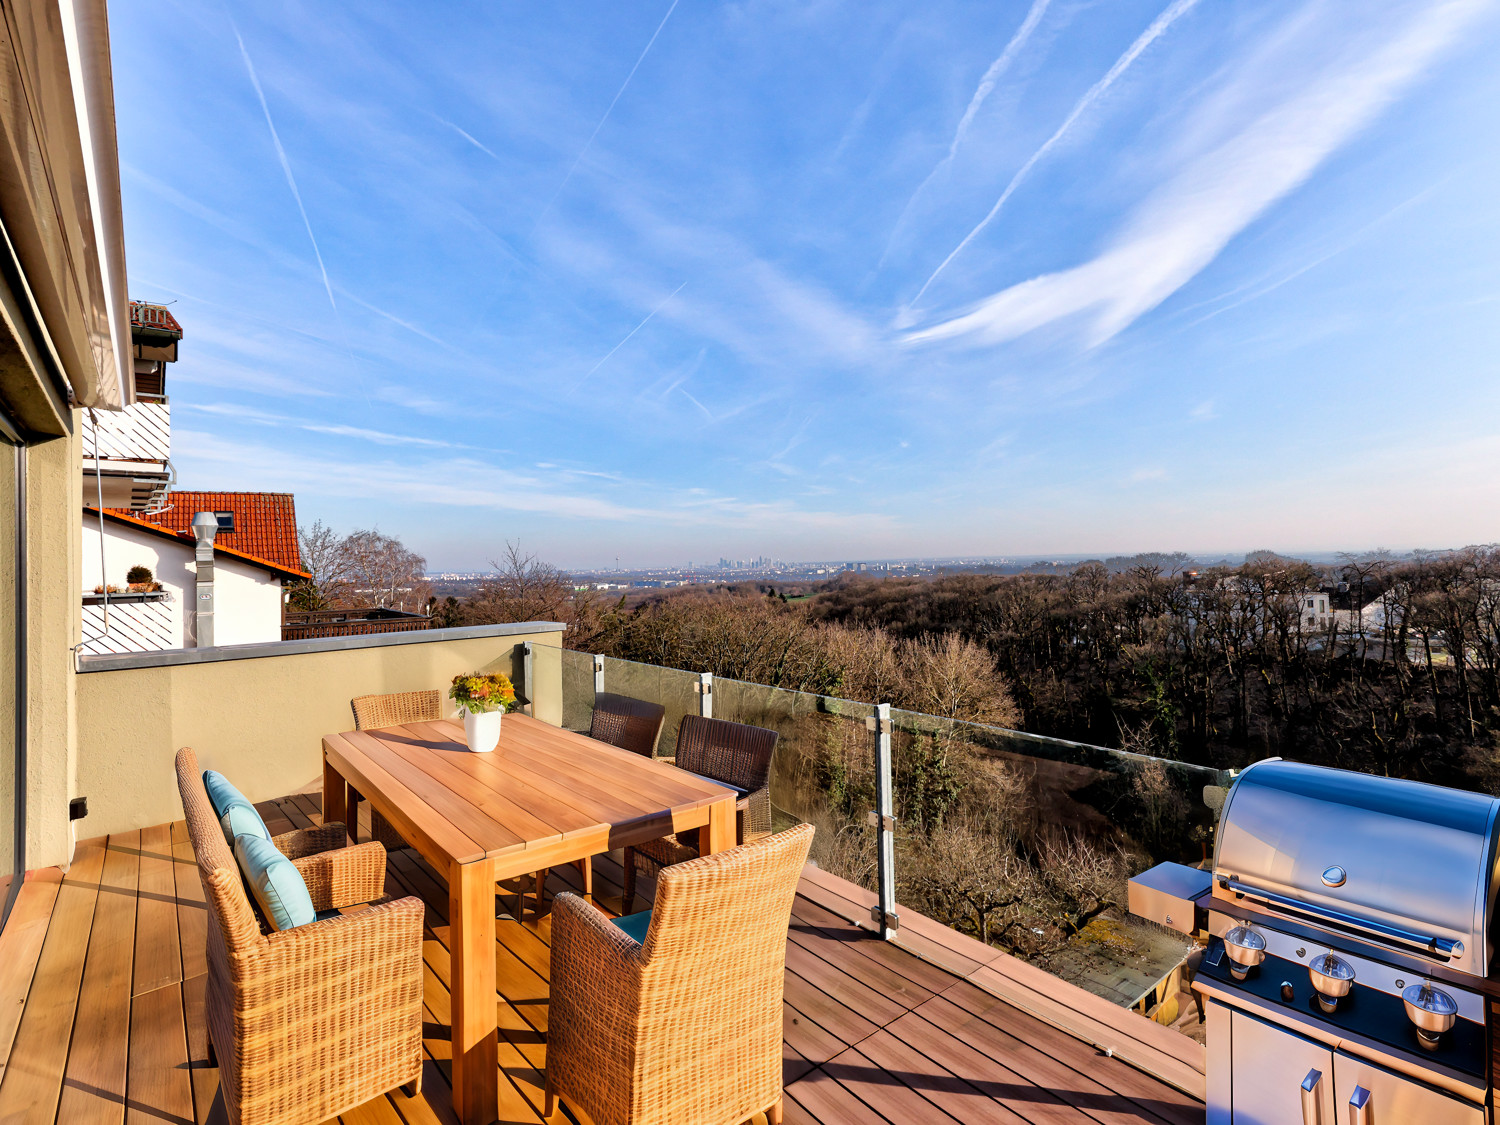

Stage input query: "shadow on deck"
[{"left": 0, "top": 792, "right": 1204, "bottom": 1125}]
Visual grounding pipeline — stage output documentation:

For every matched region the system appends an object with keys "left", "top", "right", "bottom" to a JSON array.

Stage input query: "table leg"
[
  {"left": 322, "top": 755, "right": 347, "bottom": 831},
  {"left": 450, "top": 860, "right": 498, "bottom": 1125},
  {"left": 699, "top": 794, "right": 735, "bottom": 857}
]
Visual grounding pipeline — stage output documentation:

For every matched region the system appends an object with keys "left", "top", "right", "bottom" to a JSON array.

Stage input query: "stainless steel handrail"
[{"left": 1217, "top": 876, "right": 1464, "bottom": 960}]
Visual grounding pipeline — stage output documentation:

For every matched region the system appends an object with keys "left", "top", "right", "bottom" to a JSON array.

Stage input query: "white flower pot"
[{"left": 461, "top": 708, "right": 503, "bottom": 753}]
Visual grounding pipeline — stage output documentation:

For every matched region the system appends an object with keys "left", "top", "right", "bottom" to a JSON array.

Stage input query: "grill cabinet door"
[
  {"left": 1332, "top": 1051, "right": 1481, "bottom": 1125},
  {"left": 1229, "top": 1010, "right": 1334, "bottom": 1124}
]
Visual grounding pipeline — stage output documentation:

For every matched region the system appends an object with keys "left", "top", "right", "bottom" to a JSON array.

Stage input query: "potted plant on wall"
[
  {"left": 449, "top": 671, "right": 516, "bottom": 753},
  {"left": 126, "top": 565, "right": 162, "bottom": 592}
]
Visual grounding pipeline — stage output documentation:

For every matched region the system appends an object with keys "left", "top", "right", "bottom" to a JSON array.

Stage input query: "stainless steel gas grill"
[{"left": 1131, "top": 758, "right": 1500, "bottom": 1124}]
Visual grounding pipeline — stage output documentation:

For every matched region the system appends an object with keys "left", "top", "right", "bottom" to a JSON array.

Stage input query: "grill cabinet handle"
[
  {"left": 1216, "top": 876, "right": 1464, "bottom": 961},
  {"left": 1348, "top": 1084, "right": 1372, "bottom": 1125},
  {"left": 1300, "top": 1068, "right": 1323, "bottom": 1125}
]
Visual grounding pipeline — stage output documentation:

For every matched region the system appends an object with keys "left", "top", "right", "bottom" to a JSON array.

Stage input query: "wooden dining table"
[{"left": 321, "top": 712, "right": 738, "bottom": 1125}]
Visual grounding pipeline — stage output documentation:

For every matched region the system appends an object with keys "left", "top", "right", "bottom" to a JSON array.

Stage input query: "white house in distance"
[
  {"left": 81, "top": 506, "right": 309, "bottom": 653},
  {"left": 1298, "top": 591, "right": 1333, "bottom": 630}
]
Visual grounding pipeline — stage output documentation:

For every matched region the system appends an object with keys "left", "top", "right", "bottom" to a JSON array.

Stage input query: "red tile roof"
[
  {"left": 129, "top": 301, "right": 183, "bottom": 338},
  {"left": 120, "top": 492, "right": 306, "bottom": 575},
  {"left": 88, "top": 507, "right": 311, "bottom": 581}
]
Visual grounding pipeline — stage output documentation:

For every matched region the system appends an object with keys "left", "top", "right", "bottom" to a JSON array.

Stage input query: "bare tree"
[
  {"left": 342, "top": 529, "right": 430, "bottom": 611},
  {"left": 295, "top": 519, "right": 352, "bottom": 608},
  {"left": 464, "top": 541, "right": 599, "bottom": 642},
  {"left": 294, "top": 522, "right": 428, "bottom": 611},
  {"left": 897, "top": 632, "right": 1020, "bottom": 726}
]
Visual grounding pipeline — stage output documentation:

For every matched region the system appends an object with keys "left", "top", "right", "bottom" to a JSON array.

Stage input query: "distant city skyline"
[{"left": 113, "top": 1, "right": 1500, "bottom": 571}]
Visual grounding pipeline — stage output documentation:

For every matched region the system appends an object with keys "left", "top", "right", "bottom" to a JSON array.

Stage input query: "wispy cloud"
[
  {"left": 574, "top": 280, "right": 688, "bottom": 388},
  {"left": 182, "top": 402, "right": 461, "bottom": 448},
  {"left": 436, "top": 116, "right": 501, "bottom": 160},
  {"left": 173, "top": 429, "right": 896, "bottom": 534},
  {"left": 910, "top": 0, "right": 1200, "bottom": 305},
  {"left": 884, "top": 0, "right": 1052, "bottom": 257},
  {"left": 231, "top": 22, "right": 339, "bottom": 318},
  {"left": 538, "top": 0, "right": 681, "bottom": 218},
  {"left": 906, "top": 0, "right": 1490, "bottom": 349}
]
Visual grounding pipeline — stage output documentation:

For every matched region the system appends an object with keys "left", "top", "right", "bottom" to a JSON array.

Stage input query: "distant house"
[
  {"left": 1298, "top": 591, "right": 1333, "bottom": 630},
  {"left": 82, "top": 505, "right": 310, "bottom": 654}
]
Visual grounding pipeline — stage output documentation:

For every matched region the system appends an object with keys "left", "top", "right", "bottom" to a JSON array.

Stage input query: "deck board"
[{"left": 0, "top": 796, "right": 1202, "bottom": 1125}]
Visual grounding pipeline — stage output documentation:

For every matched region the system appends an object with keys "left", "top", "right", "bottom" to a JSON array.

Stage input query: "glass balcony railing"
[{"left": 562, "top": 646, "right": 1227, "bottom": 1014}]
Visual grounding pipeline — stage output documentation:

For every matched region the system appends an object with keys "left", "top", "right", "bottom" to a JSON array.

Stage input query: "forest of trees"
[
  {"left": 495, "top": 547, "right": 1498, "bottom": 791},
  {"left": 311, "top": 537, "right": 1500, "bottom": 967}
]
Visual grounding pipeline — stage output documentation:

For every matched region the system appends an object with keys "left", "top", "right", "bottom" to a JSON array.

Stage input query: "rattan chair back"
[
  {"left": 547, "top": 822, "right": 815, "bottom": 1125},
  {"left": 350, "top": 691, "right": 440, "bottom": 850},
  {"left": 175, "top": 745, "right": 425, "bottom": 1125},
  {"left": 674, "top": 714, "right": 777, "bottom": 795},
  {"left": 589, "top": 692, "right": 666, "bottom": 758},
  {"left": 351, "top": 689, "right": 442, "bottom": 730}
]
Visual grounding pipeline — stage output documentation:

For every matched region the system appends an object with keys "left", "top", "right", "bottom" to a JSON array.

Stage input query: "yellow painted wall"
[
  {"left": 74, "top": 628, "right": 563, "bottom": 837},
  {"left": 29, "top": 428, "right": 82, "bottom": 869}
]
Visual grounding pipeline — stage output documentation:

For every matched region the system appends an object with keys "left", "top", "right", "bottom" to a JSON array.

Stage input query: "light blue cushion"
[
  {"left": 203, "top": 770, "right": 271, "bottom": 848},
  {"left": 611, "top": 909, "right": 653, "bottom": 946},
  {"left": 233, "top": 833, "right": 317, "bottom": 932}
]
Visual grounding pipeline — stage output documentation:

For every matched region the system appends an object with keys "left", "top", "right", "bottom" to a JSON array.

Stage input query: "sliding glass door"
[{"left": 0, "top": 438, "right": 21, "bottom": 927}]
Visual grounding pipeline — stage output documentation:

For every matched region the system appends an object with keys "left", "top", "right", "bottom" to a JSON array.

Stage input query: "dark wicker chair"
[
  {"left": 531, "top": 693, "right": 668, "bottom": 910},
  {"left": 349, "top": 690, "right": 442, "bottom": 851},
  {"left": 589, "top": 692, "right": 666, "bottom": 758},
  {"left": 621, "top": 715, "right": 778, "bottom": 914}
]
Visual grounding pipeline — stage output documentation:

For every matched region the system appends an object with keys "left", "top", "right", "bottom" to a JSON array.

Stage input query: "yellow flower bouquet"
[{"left": 449, "top": 671, "right": 517, "bottom": 716}]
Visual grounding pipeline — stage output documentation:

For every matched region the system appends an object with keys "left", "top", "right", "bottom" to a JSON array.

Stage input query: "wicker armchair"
[
  {"left": 621, "top": 715, "right": 777, "bottom": 913},
  {"left": 350, "top": 690, "right": 442, "bottom": 850},
  {"left": 531, "top": 694, "right": 668, "bottom": 909},
  {"left": 545, "top": 822, "right": 813, "bottom": 1125},
  {"left": 175, "top": 747, "right": 424, "bottom": 1125}
]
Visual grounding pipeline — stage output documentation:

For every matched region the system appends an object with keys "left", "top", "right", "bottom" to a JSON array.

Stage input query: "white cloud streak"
[
  {"left": 438, "top": 117, "right": 501, "bottom": 160},
  {"left": 885, "top": 0, "right": 1051, "bottom": 255},
  {"left": 539, "top": 0, "right": 680, "bottom": 219},
  {"left": 183, "top": 402, "right": 462, "bottom": 448},
  {"left": 172, "top": 430, "right": 896, "bottom": 534},
  {"left": 911, "top": 0, "right": 1200, "bottom": 305},
  {"left": 232, "top": 23, "right": 339, "bottom": 318},
  {"left": 574, "top": 280, "right": 688, "bottom": 388},
  {"left": 906, "top": 0, "right": 1491, "bottom": 349}
]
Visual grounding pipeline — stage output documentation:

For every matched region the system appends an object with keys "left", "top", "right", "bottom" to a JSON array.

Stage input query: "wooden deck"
[{"left": 0, "top": 793, "right": 1204, "bottom": 1125}]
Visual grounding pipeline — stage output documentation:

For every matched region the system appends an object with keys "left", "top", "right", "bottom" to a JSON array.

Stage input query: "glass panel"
[
  {"left": 888, "top": 707, "right": 1217, "bottom": 1004},
  {"left": 714, "top": 678, "right": 877, "bottom": 890},
  {"left": 560, "top": 647, "right": 596, "bottom": 732}
]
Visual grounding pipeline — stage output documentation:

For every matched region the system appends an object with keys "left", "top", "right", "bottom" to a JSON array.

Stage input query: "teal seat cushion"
[
  {"left": 611, "top": 909, "right": 653, "bottom": 946},
  {"left": 233, "top": 833, "right": 317, "bottom": 932},
  {"left": 203, "top": 770, "right": 271, "bottom": 848}
]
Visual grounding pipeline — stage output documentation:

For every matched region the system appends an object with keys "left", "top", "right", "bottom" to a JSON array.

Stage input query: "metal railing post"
[
  {"left": 696, "top": 672, "right": 713, "bottom": 718},
  {"left": 523, "top": 641, "right": 534, "bottom": 715},
  {"left": 867, "top": 702, "right": 898, "bottom": 939},
  {"left": 592, "top": 654, "right": 605, "bottom": 701}
]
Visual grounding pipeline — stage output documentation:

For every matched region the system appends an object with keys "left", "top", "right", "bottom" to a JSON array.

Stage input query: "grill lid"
[{"left": 1213, "top": 760, "right": 1500, "bottom": 977}]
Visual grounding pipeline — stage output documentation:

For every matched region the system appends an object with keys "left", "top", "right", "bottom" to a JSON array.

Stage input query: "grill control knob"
[
  {"left": 1321, "top": 866, "right": 1347, "bottom": 887},
  {"left": 1308, "top": 952, "right": 1355, "bottom": 1013},
  {"left": 1403, "top": 982, "right": 1457, "bottom": 1049},
  {"left": 1223, "top": 925, "right": 1267, "bottom": 981}
]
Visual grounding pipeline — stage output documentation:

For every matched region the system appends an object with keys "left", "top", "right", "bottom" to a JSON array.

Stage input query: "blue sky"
[{"left": 113, "top": 0, "right": 1500, "bottom": 570}]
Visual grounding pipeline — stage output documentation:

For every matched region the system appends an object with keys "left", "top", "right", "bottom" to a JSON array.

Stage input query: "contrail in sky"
[
  {"left": 540, "top": 0, "right": 681, "bottom": 221},
  {"left": 232, "top": 22, "right": 338, "bottom": 317},
  {"left": 910, "top": 0, "right": 1200, "bottom": 305},
  {"left": 883, "top": 0, "right": 1052, "bottom": 262},
  {"left": 575, "top": 280, "right": 688, "bottom": 389}
]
